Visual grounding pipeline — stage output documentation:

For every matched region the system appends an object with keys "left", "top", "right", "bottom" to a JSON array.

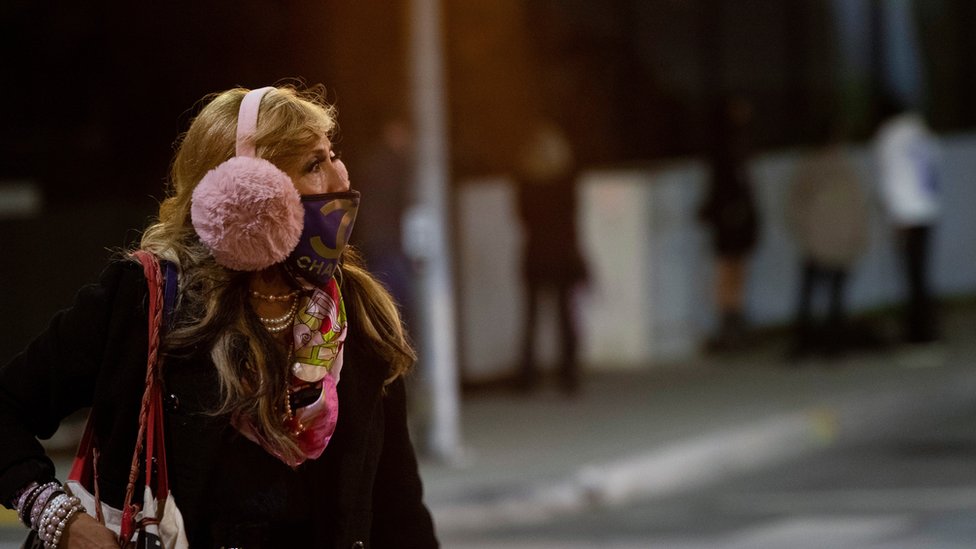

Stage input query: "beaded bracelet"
[
  {"left": 14, "top": 481, "right": 38, "bottom": 512},
  {"left": 28, "top": 483, "right": 62, "bottom": 528},
  {"left": 32, "top": 490, "right": 59, "bottom": 532},
  {"left": 37, "top": 493, "right": 69, "bottom": 545},
  {"left": 46, "top": 502, "right": 83, "bottom": 549},
  {"left": 33, "top": 487, "right": 65, "bottom": 531},
  {"left": 15, "top": 481, "right": 41, "bottom": 526},
  {"left": 14, "top": 481, "right": 85, "bottom": 548},
  {"left": 12, "top": 480, "right": 61, "bottom": 529}
]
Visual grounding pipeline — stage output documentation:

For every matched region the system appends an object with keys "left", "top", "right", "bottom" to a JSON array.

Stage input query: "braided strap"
[{"left": 119, "top": 251, "right": 165, "bottom": 545}]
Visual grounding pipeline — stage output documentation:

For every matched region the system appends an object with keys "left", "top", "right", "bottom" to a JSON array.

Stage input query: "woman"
[
  {"left": 0, "top": 85, "right": 439, "bottom": 547},
  {"left": 514, "top": 120, "right": 588, "bottom": 394},
  {"left": 698, "top": 95, "right": 760, "bottom": 352}
]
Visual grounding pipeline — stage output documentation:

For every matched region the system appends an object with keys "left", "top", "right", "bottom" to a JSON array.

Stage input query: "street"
[
  {"left": 5, "top": 358, "right": 973, "bottom": 549},
  {"left": 443, "top": 398, "right": 976, "bottom": 548}
]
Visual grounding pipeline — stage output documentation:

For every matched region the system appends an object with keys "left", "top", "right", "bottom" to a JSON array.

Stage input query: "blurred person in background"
[
  {"left": 873, "top": 96, "right": 942, "bottom": 345},
  {"left": 514, "top": 120, "right": 589, "bottom": 395},
  {"left": 698, "top": 95, "right": 760, "bottom": 352},
  {"left": 0, "top": 85, "right": 438, "bottom": 548},
  {"left": 786, "top": 119, "right": 870, "bottom": 359},
  {"left": 354, "top": 117, "right": 417, "bottom": 331}
]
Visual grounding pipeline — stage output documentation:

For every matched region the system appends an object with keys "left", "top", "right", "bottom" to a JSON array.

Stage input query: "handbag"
[{"left": 26, "top": 252, "right": 189, "bottom": 548}]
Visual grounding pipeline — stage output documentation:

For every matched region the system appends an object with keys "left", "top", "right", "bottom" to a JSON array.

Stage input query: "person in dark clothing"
[
  {"left": 698, "top": 95, "right": 760, "bottom": 352},
  {"left": 514, "top": 121, "right": 589, "bottom": 394},
  {"left": 786, "top": 123, "right": 870, "bottom": 358},
  {"left": 0, "top": 85, "right": 438, "bottom": 548},
  {"left": 354, "top": 118, "right": 416, "bottom": 328}
]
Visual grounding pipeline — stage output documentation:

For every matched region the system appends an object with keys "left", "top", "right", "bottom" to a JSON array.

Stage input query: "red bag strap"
[
  {"left": 67, "top": 412, "right": 95, "bottom": 484},
  {"left": 119, "top": 251, "right": 166, "bottom": 544},
  {"left": 145, "top": 374, "right": 170, "bottom": 499},
  {"left": 144, "top": 257, "right": 172, "bottom": 499}
]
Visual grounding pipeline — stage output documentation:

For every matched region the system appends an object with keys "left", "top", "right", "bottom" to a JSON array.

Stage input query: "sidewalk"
[{"left": 420, "top": 308, "right": 976, "bottom": 536}]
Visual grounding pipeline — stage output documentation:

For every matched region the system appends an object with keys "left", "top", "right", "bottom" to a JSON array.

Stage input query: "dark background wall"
[
  {"left": 0, "top": 0, "right": 412, "bottom": 360},
  {"left": 3, "top": 1, "right": 975, "bottom": 202},
  {"left": 0, "top": 0, "right": 410, "bottom": 204},
  {"left": 1, "top": 0, "right": 974, "bottom": 360}
]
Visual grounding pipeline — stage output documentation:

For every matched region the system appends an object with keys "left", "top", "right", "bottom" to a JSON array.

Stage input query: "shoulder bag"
[{"left": 26, "top": 251, "right": 189, "bottom": 548}]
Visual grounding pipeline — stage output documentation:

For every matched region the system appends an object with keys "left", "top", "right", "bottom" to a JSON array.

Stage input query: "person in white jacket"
[{"left": 873, "top": 100, "right": 941, "bottom": 343}]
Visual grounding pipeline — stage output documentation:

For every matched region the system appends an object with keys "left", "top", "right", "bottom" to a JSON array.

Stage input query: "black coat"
[
  {"left": 0, "top": 260, "right": 438, "bottom": 548},
  {"left": 516, "top": 175, "right": 588, "bottom": 285}
]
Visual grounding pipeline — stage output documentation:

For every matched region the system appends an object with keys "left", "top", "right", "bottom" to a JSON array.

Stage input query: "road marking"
[
  {"left": 721, "top": 515, "right": 912, "bottom": 548},
  {"left": 719, "top": 486, "right": 976, "bottom": 513},
  {"left": 441, "top": 515, "right": 913, "bottom": 549}
]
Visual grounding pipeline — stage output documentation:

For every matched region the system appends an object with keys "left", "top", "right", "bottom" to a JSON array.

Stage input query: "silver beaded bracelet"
[
  {"left": 37, "top": 493, "right": 69, "bottom": 545},
  {"left": 41, "top": 493, "right": 82, "bottom": 545},
  {"left": 13, "top": 481, "right": 60, "bottom": 528},
  {"left": 13, "top": 481, "right": 39, "bottom": 511},
  {"left": 29, "top": 484, "right": 63, "bottom": 528},
  {"left": 46, "top": 501, "right": 83, "bottom": 549},
  {"left": 15, "top": 483, "right": 85, "bottom": 549}
]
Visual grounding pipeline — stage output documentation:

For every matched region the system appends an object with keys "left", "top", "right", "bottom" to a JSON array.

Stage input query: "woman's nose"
[{"left": 331, "top": 159, "right": 350, "bottom": 192}]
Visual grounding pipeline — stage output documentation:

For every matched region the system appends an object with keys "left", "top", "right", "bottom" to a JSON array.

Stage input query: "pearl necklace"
[
  {"left": 251, "top": 289, "right": 300, "bottom": 302},
  {"left": 257, "top": 299, "right": 299, "bottom": 334},
  {"left": 283, "top": 388, "right": 306, "bottom": 436}
]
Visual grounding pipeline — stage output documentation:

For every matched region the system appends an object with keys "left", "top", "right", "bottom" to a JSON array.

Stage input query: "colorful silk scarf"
[{"left": 235, "top": 276, "right": 347, "bottom": 467}]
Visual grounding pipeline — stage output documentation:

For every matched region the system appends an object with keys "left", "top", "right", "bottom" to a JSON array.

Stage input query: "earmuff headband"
[
  {"left": 236, "top": 86, "right": 276, "bottom": 157},
  {"left": 191, "top": 86, "right": 304, "bottom": 272}
]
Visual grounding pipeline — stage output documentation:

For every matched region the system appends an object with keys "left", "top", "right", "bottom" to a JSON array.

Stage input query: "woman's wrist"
[
  {"left": 36, "top": 492, "right": 84, "bottom": 548},
  {"left": 13, "top": 480, "right": 60, "bottom": 529},
  {"left": 30, "top": 483, "right": 63, "bottom": 530},
  {"left": 12, "top": 479, "right": 87, "bottom": 547},
  {"left": 47, "top": 500, "right": 84, "bottom": 549}
]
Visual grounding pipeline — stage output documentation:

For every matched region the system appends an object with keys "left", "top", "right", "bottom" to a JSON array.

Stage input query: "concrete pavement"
[{"left": 420, "top": 306, "right": 976, "bottom": 538}]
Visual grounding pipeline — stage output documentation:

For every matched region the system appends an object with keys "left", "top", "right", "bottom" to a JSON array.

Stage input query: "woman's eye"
[{"left": 307, "top": 159, "right": 322, "bottom": 173}]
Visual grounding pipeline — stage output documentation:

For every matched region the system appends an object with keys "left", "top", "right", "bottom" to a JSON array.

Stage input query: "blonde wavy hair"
[{"left": 139, "top": 85, "right": 415, "bottom": 464}]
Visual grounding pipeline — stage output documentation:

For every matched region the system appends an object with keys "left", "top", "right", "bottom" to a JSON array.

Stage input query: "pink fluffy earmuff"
[{"left": 190, "top": 87, "right": 304, "bottom": 271}]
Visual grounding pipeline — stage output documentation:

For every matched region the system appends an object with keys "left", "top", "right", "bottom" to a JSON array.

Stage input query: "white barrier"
[{"left": 456, "top": 134, "right": 976, "bottom": 379}]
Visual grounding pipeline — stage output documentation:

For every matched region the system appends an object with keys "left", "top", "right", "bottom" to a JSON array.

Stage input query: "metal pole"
[{"left": 407, "top": 0, "right": 462, "bottom": 462}]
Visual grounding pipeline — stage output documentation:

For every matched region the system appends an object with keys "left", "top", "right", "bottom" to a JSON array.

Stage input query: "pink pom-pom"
[{"left": 191, "top": 156, "right": 303, "bottom": 271}]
